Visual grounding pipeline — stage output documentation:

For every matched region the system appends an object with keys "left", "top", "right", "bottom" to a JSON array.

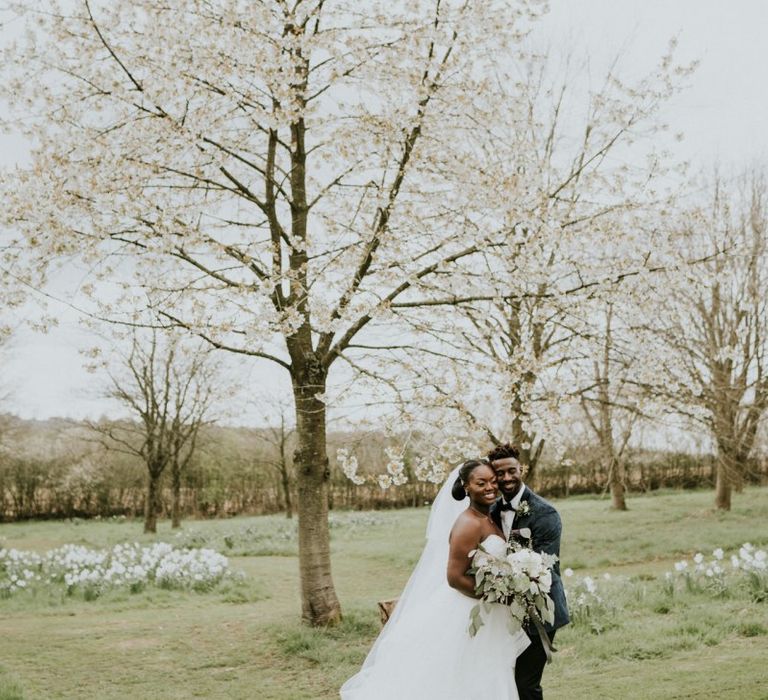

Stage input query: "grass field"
[{"left": 1, "top": 487, "right": 767, "bottom": 699}]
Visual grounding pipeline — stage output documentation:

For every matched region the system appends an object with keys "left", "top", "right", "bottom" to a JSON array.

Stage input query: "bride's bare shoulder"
[{"left": 449, "top": 510, "right": 483, "bottom": 542}]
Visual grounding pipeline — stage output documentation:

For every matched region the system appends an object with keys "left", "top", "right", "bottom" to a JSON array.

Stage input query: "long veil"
[{"left": 340, "top": 466, "right": 466, "bottom": 696}]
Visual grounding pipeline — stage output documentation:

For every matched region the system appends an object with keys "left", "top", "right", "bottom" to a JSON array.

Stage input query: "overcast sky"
[{"left": 2, "top": 0, "right": 768, "bottom": 423}]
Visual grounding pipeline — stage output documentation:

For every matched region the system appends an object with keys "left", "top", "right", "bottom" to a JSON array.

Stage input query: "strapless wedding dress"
[{"left": 340, "top": 534, "right": 529, "bottom": 700}]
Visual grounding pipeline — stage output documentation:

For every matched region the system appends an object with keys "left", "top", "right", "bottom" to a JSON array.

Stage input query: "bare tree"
[
  {"left": 252, "top": 394, "right": 295, "bottom": 519},
  {"left": 651, "top": 171, "right": 768, "bottom": 510},
  {"left": 91, "top": 331, "right": 219, "bottom": 532}
]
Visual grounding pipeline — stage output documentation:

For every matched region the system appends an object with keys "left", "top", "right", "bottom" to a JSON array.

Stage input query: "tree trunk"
[
  {"left": 595, "top": 319, "right": 627, "bottom": 511},
  {"left": 507, "top": 303, "right": 544, "bottom": 487},
  {"left": 732, "top": 447, "right": 747, "bottom": 493},
  {"left": 714, "top": 443, "right": 734, "bottom": 511},
  {"left": 171, "top": 459, "right": 182, "bottom": 529},
  {"left": 277, "top": 426, "right": 294, "bottom": 519},
  {"left": 281, "top": 464, "right": 293, "bottom": 519},
  {"left": 292, "top": 366, "right": 342, "bottom": 626},
  {"left": 712, "top": 411, "right": 738, "bottom": 510},
  {"left": 715, "top": 461, "right": 732, "bottom": 510},
  {"left": 601, "top": 433, "right": 627, "bottom": 511},
  {"left": 144, "top": 469, "right": 161, "bottom": 533},
  {"left": 609, "top": 460, "right": 627, "bottom": 511}
]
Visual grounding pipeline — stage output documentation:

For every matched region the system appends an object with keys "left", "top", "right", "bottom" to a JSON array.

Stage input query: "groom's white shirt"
[{"left": 501, "top": 483, "right": 526, "bottom": 539}]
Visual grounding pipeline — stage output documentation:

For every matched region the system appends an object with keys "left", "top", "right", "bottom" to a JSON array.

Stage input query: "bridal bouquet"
[{"left": 467, "top": 537, "right": 557, "bottom": 638}]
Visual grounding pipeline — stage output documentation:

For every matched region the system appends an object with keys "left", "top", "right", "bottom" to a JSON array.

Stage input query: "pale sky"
[{"left": 1, "top": 0, "right": 767, "bottom": 423}]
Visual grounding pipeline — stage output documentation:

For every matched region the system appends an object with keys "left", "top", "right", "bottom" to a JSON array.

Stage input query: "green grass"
[
  {"left": 1, "top": 486, "right": 767, "bottom": 699},
  {"left": 0, "top": 666, "right": 24, "bottom": 700}
]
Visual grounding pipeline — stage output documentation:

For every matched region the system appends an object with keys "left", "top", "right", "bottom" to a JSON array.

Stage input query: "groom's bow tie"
[{"left": 499, "top": 501, "right": 516, "bottom": 512}]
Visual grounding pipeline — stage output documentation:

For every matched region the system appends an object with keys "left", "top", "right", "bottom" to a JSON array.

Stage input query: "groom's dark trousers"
[
  {"left": 515, "top": 631, "right": 555, "bottom": 700},
  {"left": 490, "top": 488, "right": 569, "bottom": 700}
]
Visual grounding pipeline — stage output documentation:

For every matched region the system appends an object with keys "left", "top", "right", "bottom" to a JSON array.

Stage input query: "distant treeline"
[
  {"left": 0, "top": 414, "right": 766, "bottom": 522},
  {"left": 537, "top": 451, "right": 767, "bottom": 498}
]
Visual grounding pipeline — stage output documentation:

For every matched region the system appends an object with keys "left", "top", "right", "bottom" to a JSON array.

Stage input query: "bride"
[{"left": 340, "top": 459, "right": 529, "bottom": 700}]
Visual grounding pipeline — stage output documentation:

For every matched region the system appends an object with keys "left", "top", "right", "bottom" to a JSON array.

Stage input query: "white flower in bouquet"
[{"left": 468, "top": 541, "right": 558, "bottom": 637}]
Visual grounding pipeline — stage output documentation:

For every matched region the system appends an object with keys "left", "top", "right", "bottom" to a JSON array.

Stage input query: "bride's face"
[{"left": 465, "top": 465, "right": 498, "bottom": 507}]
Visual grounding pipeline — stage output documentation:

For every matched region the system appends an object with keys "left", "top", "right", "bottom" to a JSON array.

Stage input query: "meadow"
[{"left": 1, "top": 487, "right": 767, "bottom": 700}]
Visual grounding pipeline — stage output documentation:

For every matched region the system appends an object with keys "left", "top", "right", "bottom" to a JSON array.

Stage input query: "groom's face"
[{"left": 492, "top": 458, "right": 523, "bottom": 500}]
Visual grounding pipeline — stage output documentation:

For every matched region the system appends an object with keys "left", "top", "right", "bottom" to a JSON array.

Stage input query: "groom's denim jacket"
[{"left": 490, "top": 489, "right": 570, "bottom": 635}]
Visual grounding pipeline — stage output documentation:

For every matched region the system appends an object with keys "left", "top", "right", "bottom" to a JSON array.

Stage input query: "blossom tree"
[
  {"left": 348, "top": 47, "right": 694, "bottom": 484},
  {"left": 1, "top": 0, "right": 553, "bottom": 624}
]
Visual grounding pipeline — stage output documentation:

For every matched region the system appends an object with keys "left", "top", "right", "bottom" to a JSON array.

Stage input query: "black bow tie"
[{"left": 499, "top": 501, "right": 516, "bottom": 512}]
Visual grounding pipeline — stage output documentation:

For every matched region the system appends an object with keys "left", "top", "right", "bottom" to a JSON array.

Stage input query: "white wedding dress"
[{"left": 341, "top": 469, "right": 529, "bottom": 700}]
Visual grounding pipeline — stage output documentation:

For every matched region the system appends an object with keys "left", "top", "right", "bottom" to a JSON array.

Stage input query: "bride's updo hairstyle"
[{"left": 451, "top": 458, "right": 490, "bottom": 501}]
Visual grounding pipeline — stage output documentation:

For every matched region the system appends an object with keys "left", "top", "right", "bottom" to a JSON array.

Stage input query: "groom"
[{"left": 488, "top": 443, "right": 569, "bottom": 700}]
